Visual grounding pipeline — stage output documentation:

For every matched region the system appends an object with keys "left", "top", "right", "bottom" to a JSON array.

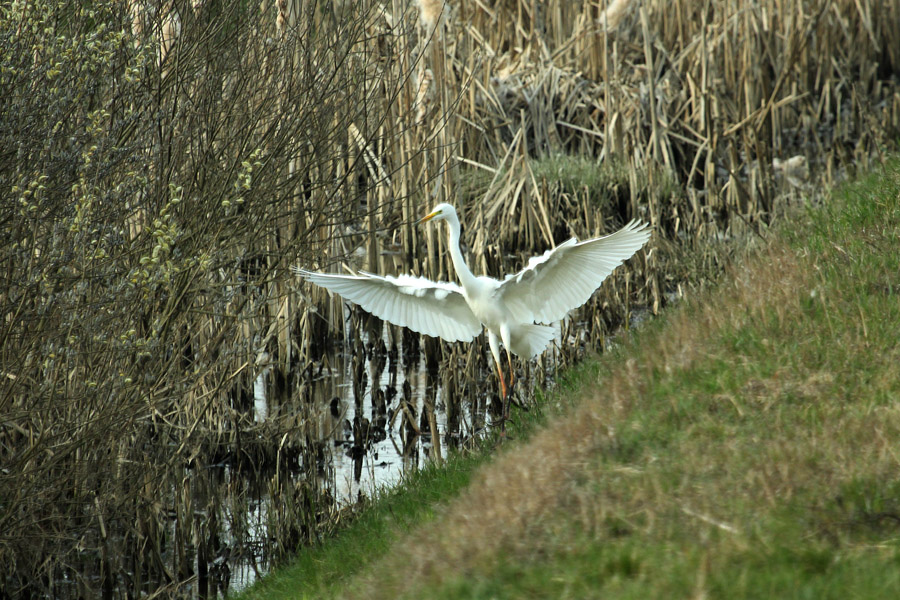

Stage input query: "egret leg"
[
  {"left": 499, "top": 324, "right": 515, "bottom": 419},
  {"left": 506, "top": 349, "right": 515, "bottom": 398},
  {"left": 488, "top": 331, "right": 509, "bottom": 432},
  {"left": 488, "top": 330, "right": 507, "bottom": 398}
]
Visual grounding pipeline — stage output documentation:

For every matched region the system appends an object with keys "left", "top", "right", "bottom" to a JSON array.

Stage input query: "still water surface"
[{"left": 224, "top": 312, "right": 544, "bottom": 595}]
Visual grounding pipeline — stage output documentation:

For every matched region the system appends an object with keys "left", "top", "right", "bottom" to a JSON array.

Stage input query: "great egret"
[{"left": 295, "top": 203, "right": 650, "bottom": 423}]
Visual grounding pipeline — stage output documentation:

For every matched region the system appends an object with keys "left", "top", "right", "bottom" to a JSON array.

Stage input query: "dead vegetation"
[
  {"left": 1, "top": 0, "right": 426, "bottom": 596},
  {"left": 2, "top": 0, "right": 899, "bottom": 597}
]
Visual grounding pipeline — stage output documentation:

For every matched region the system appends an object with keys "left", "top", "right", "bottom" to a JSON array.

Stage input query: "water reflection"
[
  {"left": 316, "top": 322, "right": 489, "bottom": 507},
  {"left": 224, "top": 317, "right": 508, "bottom": 598}
]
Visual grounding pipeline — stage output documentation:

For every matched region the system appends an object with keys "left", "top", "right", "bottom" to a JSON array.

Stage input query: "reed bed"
[{"left": 1, "top": 0, "right": 898, "bottom": 597}]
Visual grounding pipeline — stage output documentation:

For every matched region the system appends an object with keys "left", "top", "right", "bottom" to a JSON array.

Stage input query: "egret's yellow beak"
[{"left": 416, "top": 209, "right": 441, "bottom": 225}]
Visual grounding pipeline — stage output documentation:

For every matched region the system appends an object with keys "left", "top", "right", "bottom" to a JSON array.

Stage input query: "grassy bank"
[{"left": 236, "top": 160, "right": 900, "bottom": 598}]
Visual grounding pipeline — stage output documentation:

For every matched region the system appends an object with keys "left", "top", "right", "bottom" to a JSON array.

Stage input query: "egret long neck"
[{"left": 445, "top": 215, "right": 478, "bottom": 292}]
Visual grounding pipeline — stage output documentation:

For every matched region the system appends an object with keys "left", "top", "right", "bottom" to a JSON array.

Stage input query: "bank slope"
[{"left": 240, "top": 160, "right": 900, "bottom": 599}]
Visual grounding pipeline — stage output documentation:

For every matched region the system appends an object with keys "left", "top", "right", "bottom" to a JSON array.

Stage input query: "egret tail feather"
[{"left": 509, "top": 324, "right": 556, "bottom": 359}]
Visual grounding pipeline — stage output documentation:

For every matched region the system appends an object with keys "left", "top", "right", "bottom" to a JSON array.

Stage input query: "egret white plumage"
[{"left": 295, "top": 203, "right": 650, "bottom": 424}]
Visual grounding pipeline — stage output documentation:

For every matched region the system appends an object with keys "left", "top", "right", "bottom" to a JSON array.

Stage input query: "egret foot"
[{"left": 494, "top": 428, "right": 514, "bottom": 446}]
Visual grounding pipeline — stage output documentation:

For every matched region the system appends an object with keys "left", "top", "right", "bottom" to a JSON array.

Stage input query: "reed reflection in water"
[
  {"left": 227, "top": 316, "right": 529, "bottom": 596},
  {"left": 303, "top": 313, "right": 504, "bottom": 506}
]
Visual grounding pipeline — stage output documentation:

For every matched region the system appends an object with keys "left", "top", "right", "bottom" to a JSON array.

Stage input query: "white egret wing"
[
  {"left": 294, "top": 268, "right": 482, "bottom": 342},
  {"left": 497, "top": 220, "right": 651, "bottom": 324}
]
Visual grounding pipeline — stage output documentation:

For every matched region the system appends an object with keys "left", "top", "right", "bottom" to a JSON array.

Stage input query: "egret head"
[{"left": 417, "top": 203, "right": 456, "bottom": 225}]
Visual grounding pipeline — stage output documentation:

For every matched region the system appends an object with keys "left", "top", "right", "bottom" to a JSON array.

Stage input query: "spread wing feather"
[
  {"left": 497, "top": 220, "right": 651, "bottom": 324},
  {"left": 294, "top": 268, "right": 482, "bottom": 342}
]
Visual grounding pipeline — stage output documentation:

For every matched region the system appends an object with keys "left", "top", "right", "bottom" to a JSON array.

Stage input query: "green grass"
[
  {"left": 233, "top": 454, "right": 484, "bottom": 599},
  {"left": 237, "top": 159, "right": 900, "bottom": 598},
  {"left": 529, "top": 154, "right": 625, "bottom": 197},
  {"left": 433, "top": 532, "right": 900, "bottom": 600},
  {"left": 233, "top": 450, "right": 487, "bottom": 599}
]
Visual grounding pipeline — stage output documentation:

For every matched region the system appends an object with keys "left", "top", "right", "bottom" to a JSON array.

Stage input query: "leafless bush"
[{"left": 0, "top": 0, "right": 430, "bottom": 596}]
